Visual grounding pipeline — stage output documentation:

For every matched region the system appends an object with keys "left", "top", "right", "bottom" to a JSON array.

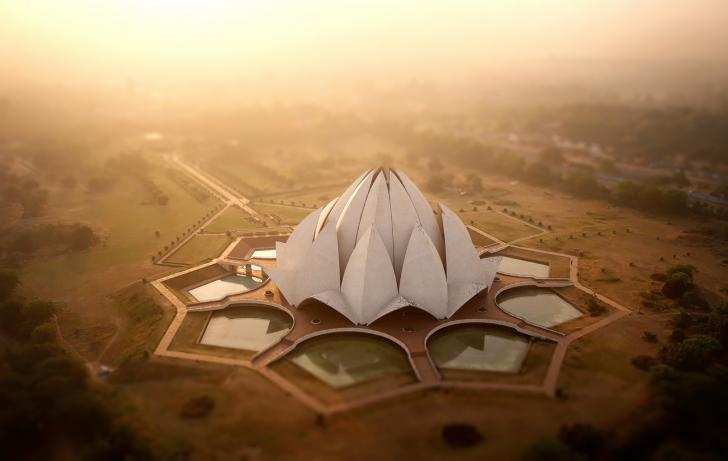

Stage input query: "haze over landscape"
[{"left": 1, "top": 1, "right": 727, "bottom": 461}]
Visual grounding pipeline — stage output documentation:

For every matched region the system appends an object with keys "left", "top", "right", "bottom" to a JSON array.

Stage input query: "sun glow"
[{"left": 1, "top": 0, "right": 726, "bottom": 86}]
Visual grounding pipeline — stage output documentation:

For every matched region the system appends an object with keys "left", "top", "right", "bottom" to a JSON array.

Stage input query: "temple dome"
[{"left": 266, "top": 168, "right": 499, "bottom": 325}]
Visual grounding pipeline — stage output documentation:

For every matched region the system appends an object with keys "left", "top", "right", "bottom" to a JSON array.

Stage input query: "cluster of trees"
[
  {"left": 622, "top": 300, "right": 728, "bottom": 460},
  {"left": 522, "top": 263, "right": 727, "bottom": 461},
  {"left": 0, "top": 271, "right": 157, "bottom": 460},
  {"left": 644, "top": 265, "right": 710, "bottom": 311},
  {"left": 107, "top": 154, "right": 169, "bottom": 205},
  {"left": 166, "top": 168, "right": 211, "bottom": 203},
  {"left": 3, "top": 222, "right": 98, "bottom": 256},
  {"left": 531, "top": 104, "right": 728, "bottom": 166},
  {"left": 524, "top": 299, "right": 728, "bottom": 460},
  {"left": 417, "top": 131, "right": 706, "bottom": 219},
  {"left": 611, "top": 181, "right": 689, "bottom": 215},
  {"left": 0, "top": 168, "right": 48, "bottom": 217}
]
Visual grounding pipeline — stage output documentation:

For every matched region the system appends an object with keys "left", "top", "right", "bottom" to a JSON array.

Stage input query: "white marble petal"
[
  {"left": 440, "top": 203, "right": 486, "bottom": 284},
  {"left": 340, "top": 226, "right": 399, "bottom": 324},
  {"left": 294, "top": 221, "right": 340, "bottom": 302},
  {"left": 276, "top": 207, "right": 322, "bottom": 271},
  {"left": 398, "top": 225, "right": 448, "bottom": 319},
  {"left": 392, "top": 169, "right": 444, "bottom": 260},
  {"left": 327, "top": 169, "right": 371, "bottom": 226},
  {"left": 389, "top": 172, "right": 420, "bottom": 281},
  {"left": 447, "top": 282, "right": 488, "bottom": 317},
  {"left": 314, "top": 198, "right": 339, "bottom": 238},
  {"left": 356, "top": 171, "right": 394, "bottom": 263},
  {"left": 335, "top": 170, "right": 375, "bottom": 276}
]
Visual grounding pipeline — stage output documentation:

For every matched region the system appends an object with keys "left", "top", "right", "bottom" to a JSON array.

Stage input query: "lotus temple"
[{"left": 152, "top": 168, "right": 629, "bottom": 414}]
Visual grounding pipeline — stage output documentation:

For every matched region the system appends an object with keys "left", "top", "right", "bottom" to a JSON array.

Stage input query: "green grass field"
[
  {"left": 203, "top": 207, "right": 262, "bottom": 233},
  {"left": 458, "top": 210, "right": 540, "bottom": 242},
  {"left": 166, "top": 234, "right": 231, "bottom": 265},
  {"left": 251, "top": 203, "right": 311, "bottom": 225},
  {"left": 255, "top": 184, "right": 346, "bottom": 205},
  {"left": 20, "top": 173, "right": 215, "bottom": 301}
]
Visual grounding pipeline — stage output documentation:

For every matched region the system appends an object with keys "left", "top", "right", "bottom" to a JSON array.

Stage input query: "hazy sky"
[{"left": 1, "top": 0, "right": 727, "bottom": 87}]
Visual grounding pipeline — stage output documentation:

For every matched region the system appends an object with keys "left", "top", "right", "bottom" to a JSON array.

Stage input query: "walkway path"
[{"left": 173, "top": 157, "right": 274, "bottom": 225}]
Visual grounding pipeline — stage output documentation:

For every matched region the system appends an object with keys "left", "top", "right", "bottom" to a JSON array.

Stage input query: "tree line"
[{"left": 0, "top": 271, "right": 158, "bottom": 460}]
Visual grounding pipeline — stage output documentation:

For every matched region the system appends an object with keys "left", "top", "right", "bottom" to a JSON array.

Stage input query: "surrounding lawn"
[
  {"left": 459, "top": 210, "right": 540, "bottom": 242},
  {"left": 166, "top": 234, "right": 231, "bottom": 265},
  {"left": 20, "top": 174, "right": 213, "bottom": 302},
  {"left": 256, "top": 184, "right": 347, "bottom": 206},
  {"left": 203, "top": 207, "right": 263, "bottom": 233},
  {"left": 99, "top": 282, "right": 176, "bottom": 366},
  {"left": 18, "top": 171, "right": 216, "bottom": 359},
  {"left": 251, "top": 202, "right": 312, "bottom": 225},
  {"left": 468, "top": 227, "right": 498, "bottom": 247}
]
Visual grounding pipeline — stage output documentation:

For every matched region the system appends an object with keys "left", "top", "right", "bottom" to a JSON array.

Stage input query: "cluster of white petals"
[{"left": 267, "top": 168, "right": 499, "bottom": 325}]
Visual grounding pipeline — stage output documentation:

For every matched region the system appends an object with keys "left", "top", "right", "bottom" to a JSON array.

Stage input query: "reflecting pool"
[
  {"left": 200, "top": 305, "right": 292, "bottom": 351},
  {"left": 287, "top": 334, "right": 411, "bottom": 388},
  {"left": 251, "top": 249, "right": 276, "bottom": 260},
  {"left": 497, "top": 286, "right": 582, "bottom": 328},
  {"left": 189, "top": 275, "right": 263, "bottom": 302},
  {"left": 484, "top": 256, "right": 549, "bottom": 278},
  {"left": 429, "top": 325, "right": 530, "bottom": 372}
]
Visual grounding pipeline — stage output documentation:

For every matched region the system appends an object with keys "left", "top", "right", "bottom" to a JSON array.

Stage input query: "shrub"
[
  {"left": 631, "top": 355, "right": 657, "bottom": 371},
  {"left": 666, "top": 264, "right": 696, "bottom": 281},
  {"left": 0, "top": 270, "right": 19, "bottom": 301},
  {"left": 558, "top": 423, "right": 606, "bottom": 457},
  {"left": 661, "top": 272, "right": 692, "bottom": 299},
  {"left": 180, "top": 396, "right": 215, "bottom": 419},
  {"left": 441, "top": 423, "right": 483, "bottom": 448},
  {"left": 587, "top": 298, "right": 606, "bottom": 316},
  {"left": 30, "top": 323, "right": 57, "bottom": 343},
  {"left": 678, "top": 288, "right": 709, "bottom": 310},
  {"left": 668, "top": 329, "right": 686, "bottom": 343},
  {"left": 522, "top": 439, "right": 585, "bottom": 461},
  {"left": 659, "top": 335, "right": 722, "bottom": 371},
  {"left": 642, "top": 331, "right": 658, "bottom": 343}
]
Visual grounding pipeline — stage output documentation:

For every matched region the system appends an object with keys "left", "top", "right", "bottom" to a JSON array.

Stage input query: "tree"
[
  {"left": 30, "top": 323, "right": 57, "bottom": 343},
  {"left": 662, "top": 272, "right": 692, "bottom": 299},
  {"left": 558, "top": 424, "right": 606, "bottom": 457},
  {"left": 69, "top": 225, "right": 97, "bottom": 251},
  {"left": 666, "top": 265, "right": 696, "bottom": 281},
  {"left": 466, "top": 173, "right": 483, "bottom": 192},
  {"left": 21, "top": 301, "right": 56, "bottom": 333},
  {"left": 522, "top": 439, "right": 586, "bottom": 461},
  {"left": 0, "top": 270, "right": 19, "bottom": 301},
  {"left": 659, "top": 335, "right": 722, "bottom": 371}
]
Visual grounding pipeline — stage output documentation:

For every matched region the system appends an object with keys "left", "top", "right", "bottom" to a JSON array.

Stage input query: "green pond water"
[
  {"left": 497, "top": 286, "right": 582, "bottom": 328},
  {"left": 200, "top": 306, "right": 292, "bottom": 351},
  {"left": 484, "top": 256, "right": 550, "bottom": 278},
  {"left": 429, "top": 325, "right": 530, "bottom": 373},
  {"left": 287, "top": 334, "right": 411, "bottom": 389}
]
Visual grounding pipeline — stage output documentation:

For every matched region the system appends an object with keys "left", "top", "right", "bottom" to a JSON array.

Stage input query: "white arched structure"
[{"left": 266, "top": 168, "right": 500, "bottom": 325}]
